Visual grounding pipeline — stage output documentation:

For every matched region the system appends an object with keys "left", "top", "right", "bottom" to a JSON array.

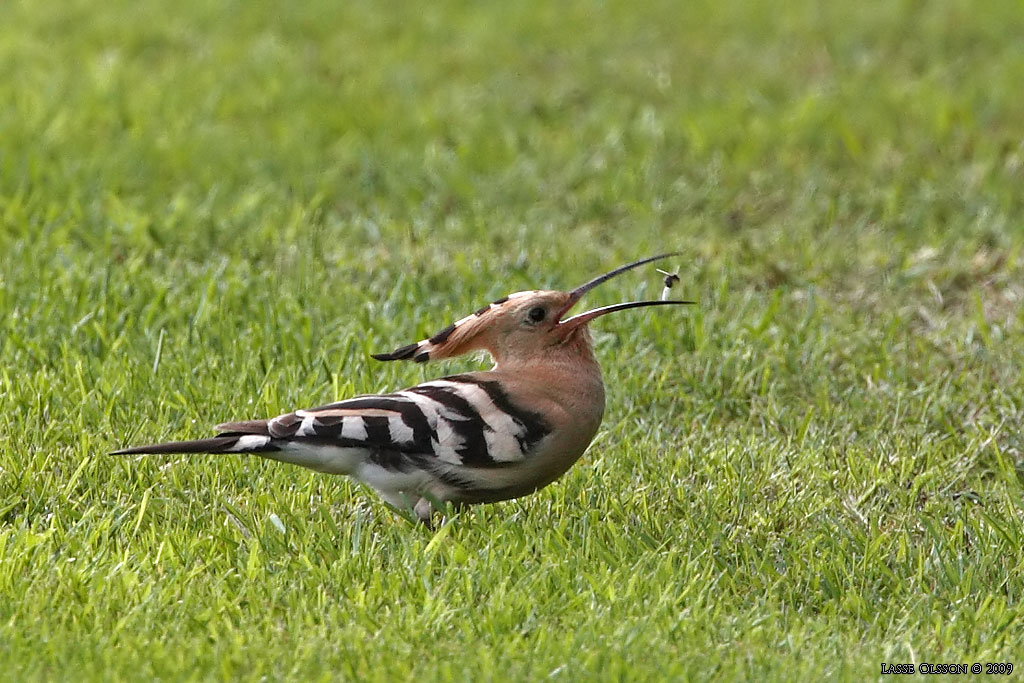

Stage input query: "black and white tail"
[{"left": 111, "top": 422, "right": 279, "bottom": 455}]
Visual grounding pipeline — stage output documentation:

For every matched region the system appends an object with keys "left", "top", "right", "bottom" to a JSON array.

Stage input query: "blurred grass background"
[{"left": 1, "top": 0, "right": 1022, "bottom": 680}]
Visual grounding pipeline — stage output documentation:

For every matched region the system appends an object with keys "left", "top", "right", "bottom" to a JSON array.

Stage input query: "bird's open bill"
[{"left": 553, "top": 253, "right": 694, "bottom": 335}]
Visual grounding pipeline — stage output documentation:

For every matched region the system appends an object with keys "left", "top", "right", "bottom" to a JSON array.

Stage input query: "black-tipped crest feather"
[{"left": 372, "top": 343, "right": 421, "bottom": 362}]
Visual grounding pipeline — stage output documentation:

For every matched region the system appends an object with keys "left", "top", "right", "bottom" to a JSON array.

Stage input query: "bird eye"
[{"left": 527, "top": 306, "right": 546, "bottom": 323}]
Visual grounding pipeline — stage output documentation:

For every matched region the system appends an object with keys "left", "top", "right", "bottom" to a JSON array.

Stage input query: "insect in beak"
[
  {"left": 554, "top": 253, "right": 695, "bottom": 335},
  {"left": 656, "top": 268, "right": 681, "bottom": 301}
]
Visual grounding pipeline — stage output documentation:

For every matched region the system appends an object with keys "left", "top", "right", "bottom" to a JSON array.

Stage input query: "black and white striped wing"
[{"left": 263, "top": 374, "right": 552, "bottom": 468}]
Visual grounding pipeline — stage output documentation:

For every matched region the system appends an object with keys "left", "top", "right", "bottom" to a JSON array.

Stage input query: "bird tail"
[{"left": 111, "top": 434, "right": 277, "bottom": 455}]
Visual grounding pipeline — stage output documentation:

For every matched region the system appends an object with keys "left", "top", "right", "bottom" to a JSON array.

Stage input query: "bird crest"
[{"left": 372, "top": 253, "right": 692, "bottom": 364}]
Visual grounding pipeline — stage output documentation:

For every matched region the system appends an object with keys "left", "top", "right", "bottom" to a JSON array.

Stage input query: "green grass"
[{"left": 2, "top": 0, "right": 1023, "bottom": 679}]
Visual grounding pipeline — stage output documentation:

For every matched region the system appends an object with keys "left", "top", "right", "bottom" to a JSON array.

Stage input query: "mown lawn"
[{"left": 1, "top": 0, "right": 1022, "bottom": 680}]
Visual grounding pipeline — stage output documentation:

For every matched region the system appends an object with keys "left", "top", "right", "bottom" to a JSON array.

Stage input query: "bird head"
[{"left": 372, "top": 253, "right": 694, "bottom": 367}]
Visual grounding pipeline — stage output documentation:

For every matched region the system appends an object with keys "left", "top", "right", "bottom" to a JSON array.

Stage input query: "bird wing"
[{"left": 220, "top": 374, "right": 552, "bottom": 468}]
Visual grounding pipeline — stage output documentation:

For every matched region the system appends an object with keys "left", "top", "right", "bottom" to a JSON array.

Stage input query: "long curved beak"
[
  {"left": 558, "top": 298, "right": 694, "bottom": 329},
  {"left": 554, "top": 253, "right": 695, "bottom": 332}
]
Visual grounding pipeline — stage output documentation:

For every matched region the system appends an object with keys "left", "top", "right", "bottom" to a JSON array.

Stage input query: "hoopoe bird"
[{"left": 113, "top": 254, "right": 693, "bottom": 523}]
